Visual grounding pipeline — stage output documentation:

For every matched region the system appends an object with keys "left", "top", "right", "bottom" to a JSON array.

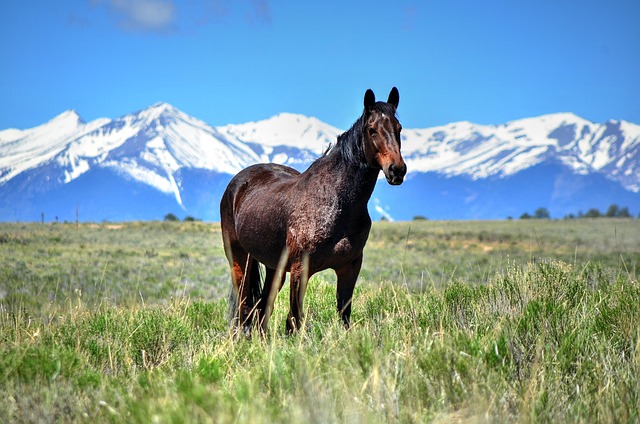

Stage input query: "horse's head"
[{"left": 362, "top": 87, "right": 407, "bottom": 185}]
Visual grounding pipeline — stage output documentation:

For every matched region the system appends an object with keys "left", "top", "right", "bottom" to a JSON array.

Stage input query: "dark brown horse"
[{"left": 220, "top": 87, "right": 406, "bottom": 334}]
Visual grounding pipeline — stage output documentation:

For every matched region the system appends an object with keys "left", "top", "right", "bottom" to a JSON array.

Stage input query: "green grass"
[{"left": 0, "top": 219, "right": 639, "bottom": 423}]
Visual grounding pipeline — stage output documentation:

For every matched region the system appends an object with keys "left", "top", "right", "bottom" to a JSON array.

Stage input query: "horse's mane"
[{"left": 324, "top": 102, "right": 397, "bottom": 168}]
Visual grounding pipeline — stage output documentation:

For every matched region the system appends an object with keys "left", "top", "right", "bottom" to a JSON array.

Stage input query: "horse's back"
[{"left": 221, "top": 163, "right": 300, "bottom": 214}]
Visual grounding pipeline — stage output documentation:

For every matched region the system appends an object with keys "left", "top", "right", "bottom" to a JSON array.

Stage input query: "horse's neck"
[{"left": 328, "top": 150, "right": 379, "bottom": 218}]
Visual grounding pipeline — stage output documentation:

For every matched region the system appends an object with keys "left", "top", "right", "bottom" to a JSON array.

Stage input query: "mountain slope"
[{"left": 1, "top": 104, "right": 639, "bottom": 222}]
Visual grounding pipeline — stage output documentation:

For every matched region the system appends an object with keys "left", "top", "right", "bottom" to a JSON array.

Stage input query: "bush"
[
  {"left": 606, "top": 204, "right": 631, "bottom": 218},
  {"left": 606, "top": 204, "right": 620, "bottom": 217},
  {"left": 164, "top": 213, "right": 179, "bottom": 222},
  {"left": 534, "top": 207, "right": 550, "bottom": 219},
  {"left": 585, "top": 208, "right": 601, "bottom": 218}
]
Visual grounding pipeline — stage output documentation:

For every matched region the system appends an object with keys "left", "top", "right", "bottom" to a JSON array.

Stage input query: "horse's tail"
[{"left": 227, "top": 255, "right": 264, "bottom": 330}]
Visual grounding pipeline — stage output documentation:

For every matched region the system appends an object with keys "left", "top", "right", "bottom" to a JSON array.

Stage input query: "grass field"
[{"left": 0, "top": 219, "right": 638, "bottom": 423}]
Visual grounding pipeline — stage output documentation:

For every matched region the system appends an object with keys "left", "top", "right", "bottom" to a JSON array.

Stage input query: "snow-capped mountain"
[
  {"left": 0, "top": 103, "right": 639, "bottom": 222},
  {"left": 401, "top": 113, "right": 640, "bottom": 192},
  {"left": 1, "top": 103, "right": 263, "bottom": 207},
  {"left": 219, "top": 113, "right": 342, "bottom": 161}
]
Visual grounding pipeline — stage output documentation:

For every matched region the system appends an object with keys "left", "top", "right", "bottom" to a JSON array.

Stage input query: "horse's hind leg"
[
  {"left": 226, "top": 246, "right": 259, "bottom": 335},
  {"left": 257, "top": 268, "right": 275, "bottom": 333},
  {"left": 256, "top": 267, "right": 280, "bottom": 333}
]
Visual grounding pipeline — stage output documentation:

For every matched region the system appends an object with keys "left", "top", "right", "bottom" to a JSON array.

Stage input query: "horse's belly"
[{"left": 236, "top": 218, "right": 287, "bottom": 269}]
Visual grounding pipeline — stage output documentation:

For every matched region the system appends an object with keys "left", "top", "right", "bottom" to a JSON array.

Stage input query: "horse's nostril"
[
  {"left": 386, "top": 163, "right": 406, "bottom": 185},
  {"left": 390, "top": 163, "right": 406, "bottom": 177},
  {"left": 399, "top": 163, "right": 407, "bottom": 176}
]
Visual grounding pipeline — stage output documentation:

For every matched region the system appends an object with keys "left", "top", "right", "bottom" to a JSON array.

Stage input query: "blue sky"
[{"left": 1, "top": 0, "right": 639, "bottom": 131}]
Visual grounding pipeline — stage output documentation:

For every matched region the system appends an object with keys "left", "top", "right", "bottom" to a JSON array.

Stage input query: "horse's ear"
[
  {"left": 387, "top": 87, "right": 399, "bottom": 109},
  {"left": 364, "top": 89, "right": 376, "bottom": 111}
]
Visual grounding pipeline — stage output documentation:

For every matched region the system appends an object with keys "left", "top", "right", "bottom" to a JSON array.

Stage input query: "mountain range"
[{"left": 1, "top": 103, "right": 639, "bottom": 222}]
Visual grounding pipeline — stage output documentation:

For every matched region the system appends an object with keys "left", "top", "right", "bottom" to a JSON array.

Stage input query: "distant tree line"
[
  {"left": 164, "top": 213, "right": 201, "bottom": 222},
  {"left": 518, "top": 204, "right": 637, "bottom": 220},
  {"left": 519, "top": 207, "right": 551, "bottom": 220}
]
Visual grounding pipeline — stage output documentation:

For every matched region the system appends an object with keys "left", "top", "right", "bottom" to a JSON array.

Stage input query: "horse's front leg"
[
  {"left": 335, "top": 254, "right": 363, "bottom": 329},
  {"left": 286, "top": 254, "right": 310, "bottom": 334}
]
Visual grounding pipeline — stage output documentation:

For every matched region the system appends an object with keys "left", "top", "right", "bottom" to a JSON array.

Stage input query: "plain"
[{"left": 0, "top": 219, "right": 638, "bottom": 423}]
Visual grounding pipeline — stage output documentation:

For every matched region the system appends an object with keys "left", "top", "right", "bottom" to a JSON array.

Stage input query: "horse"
[{"left": 220, "top": 87, "right": 406, "bottom": 335}]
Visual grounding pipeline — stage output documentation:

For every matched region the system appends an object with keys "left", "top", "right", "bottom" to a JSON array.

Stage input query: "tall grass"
[{"left": 0, "top": 220, "right": 638, "bottom": 422}]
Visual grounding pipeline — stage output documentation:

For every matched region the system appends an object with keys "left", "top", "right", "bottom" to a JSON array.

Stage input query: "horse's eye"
[{"left": 368, "top": 127, "right": 377, "bottom": 136}]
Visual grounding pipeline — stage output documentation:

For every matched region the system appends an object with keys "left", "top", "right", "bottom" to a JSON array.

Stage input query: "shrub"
[{"left": 164, "top": 213, "right": 179, "bottom": 222}]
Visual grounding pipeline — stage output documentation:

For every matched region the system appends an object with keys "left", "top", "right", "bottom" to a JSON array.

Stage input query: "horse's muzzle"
[{"left": 386, "top": 163, "right": 407, "bottom": 185}]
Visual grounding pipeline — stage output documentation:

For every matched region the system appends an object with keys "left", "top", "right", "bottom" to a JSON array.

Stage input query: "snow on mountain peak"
[
  {"left": 131, "top": 102, "right": 184, "bottom": 124},
  {"left": 219, "top": 112, "right": 342, "bottom": 154},
  {"left": 146, "top": 101, "right": 180, "bottom": 115},
  {"left": 56, "top": 109, "right": 85, "bottom": 123},
  {"left": 25, "top": 109, "right": 86, "bottom": 131}
]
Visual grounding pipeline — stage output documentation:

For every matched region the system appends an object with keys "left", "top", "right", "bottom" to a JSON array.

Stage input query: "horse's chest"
[
  {"left": 287, "top": 202, "right": 341, "bottom": 248},
  {"left": 287, "top": 209, "right": 370, "bottom": 269}
]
